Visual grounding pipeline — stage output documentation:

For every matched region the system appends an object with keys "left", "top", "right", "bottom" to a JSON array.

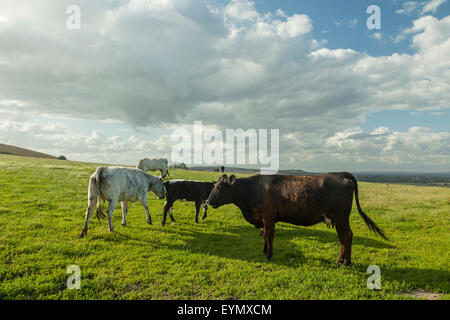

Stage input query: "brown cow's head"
[{"left": 205, "top": 174, "right": 236, "bottom": 209}]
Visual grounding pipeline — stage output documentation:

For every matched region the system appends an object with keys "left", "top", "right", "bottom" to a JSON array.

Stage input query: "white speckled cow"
[
  {"left": 136, "top": 158, "right": 169, "bottom": 179},
  {"left": 79, "top": 166, "right": 166, "bottom": 237}
]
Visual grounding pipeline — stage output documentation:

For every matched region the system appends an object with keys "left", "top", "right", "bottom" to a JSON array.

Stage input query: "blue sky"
[
  {"left": 0, "top": 0, "right": 449, "bottom": 171},
  {"left": 255, "top": 0, "right": 450, "bottom": 55}
]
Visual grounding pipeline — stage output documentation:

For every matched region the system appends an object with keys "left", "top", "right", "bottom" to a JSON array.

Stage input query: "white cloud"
[
  {"left": 371, "top": 32, "right": 383, "bottom": 40},
  {"left": 0, "top": 1, "right": 449, "bottom": 171},
  {"left": 396, "top": 1, "right": 424, "bottom": 15},
  {"left": 225, "top": 0, "right": 258, "bottom": 22},
  {"left": 275, "top": 9, "right": 287, "bottom": 18},
  {"left": 274, "top": 14, "right": 312, "bottom": 38},
  {"left": 0, "top": 117, "right": 176, "bottom": 165},
  {"left": 396, "top": 0, "right": 447, "bottom": 15},
  {"left": 318, "top": 126, "right": 450, "bottom": 169},
  {"left": 422, "top": 0, "right": 447, "bottom": 14},
  {"left": 334, "top": 18, "right": 358, "bottom": 28},
  {"left": 395, "top": 0, "right": 447, "bottom": 15}
]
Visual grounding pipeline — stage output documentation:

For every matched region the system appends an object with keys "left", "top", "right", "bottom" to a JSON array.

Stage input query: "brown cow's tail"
[
  {"left": 343, "top": 172, "right": 388, "bottom": 240},
  {"left": 95, "top": 167, "right": 106, "bottom": 221}
]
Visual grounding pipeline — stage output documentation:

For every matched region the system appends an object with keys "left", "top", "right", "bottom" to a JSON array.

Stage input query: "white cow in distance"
[
  {"left": 79, "top": 166, "right": 167, "bottom": 238},
  {"left": 136, "top": 158, "right": 169, "bottom": 179}
]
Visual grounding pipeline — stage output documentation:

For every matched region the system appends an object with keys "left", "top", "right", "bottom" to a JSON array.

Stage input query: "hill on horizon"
[{"left": 0, "top": 143, "right": 58, "bottom": 160}]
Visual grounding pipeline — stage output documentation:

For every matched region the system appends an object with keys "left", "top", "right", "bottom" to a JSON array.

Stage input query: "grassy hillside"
[
  {"left": 0, "top": 143, "right": 57, "bottom": 159},
  {"left": 0, "top": 154, "right": 448, "bottom": 300}
]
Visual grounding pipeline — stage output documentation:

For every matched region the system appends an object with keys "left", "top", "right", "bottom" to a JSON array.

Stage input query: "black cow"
[
  {"left": 205, "top": 173, "right": 387, "bottom": 265},
  {"left": 162, "top": 180, "right": 215, "bottom": 226}
]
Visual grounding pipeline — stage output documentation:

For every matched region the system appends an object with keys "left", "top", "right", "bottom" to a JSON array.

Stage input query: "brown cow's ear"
[{"left": 229, "top": 175, "right": 236, "bottom": 185}]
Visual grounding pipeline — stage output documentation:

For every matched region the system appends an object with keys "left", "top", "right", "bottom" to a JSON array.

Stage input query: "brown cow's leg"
[
  {"left": 336, "top": 222, "right": 353, "bottom": 266},
  {"left": 262, "top": 228, "right": 268, "bottom": 254},
  {"left": 263, "top": 220, "right": 275, "bottom": 261}
]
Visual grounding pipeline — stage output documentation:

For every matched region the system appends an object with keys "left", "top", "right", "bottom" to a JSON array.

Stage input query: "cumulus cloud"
[
  {"left": 0, "top": 117, "right": 176, "bottom": 165},
  {"left": 225, "top": 0, "right": 258, "bottom": 22},
  {"left": 282, "top": 126, "right": 450, "bottom": 171},
  {"left": 0, "top": 0, "right": 449, "bottom": 171}
]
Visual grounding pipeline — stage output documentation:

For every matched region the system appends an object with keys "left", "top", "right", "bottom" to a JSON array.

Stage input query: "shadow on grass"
[
  {"left": 157, "top": 224, "right": 448, "bottom": 293},
  {"left": 156, "top": 223, "right": 392, "bottom": 263},
  {"left": 85, "top": 220, "right": 448, "bottom": 294},
  {"left": 353, "top": 264, "right": 449, "bottom": 294}
]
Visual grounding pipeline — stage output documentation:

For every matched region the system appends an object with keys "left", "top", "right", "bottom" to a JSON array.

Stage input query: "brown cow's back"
[{"left": 249, "top": 174, "right": 354, "bottom": 226}]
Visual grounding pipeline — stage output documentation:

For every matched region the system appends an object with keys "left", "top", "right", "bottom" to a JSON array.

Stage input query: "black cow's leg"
[
  {"left": 169, "top": 206, "right": 176, "bottom": 222},
  {"left": 162, "top": 201, "right": 172, "bottom": 226},
  {"left": 336, "top": 220, "right": 353, "bottom": 266},
  {"left": 195, "top": 201, "right": 200, "bottom": 223},
  {"left": 201, "top": 203, "right": 207, "bottom": 220}
]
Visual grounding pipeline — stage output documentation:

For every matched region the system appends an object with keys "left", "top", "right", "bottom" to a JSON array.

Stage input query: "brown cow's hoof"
[
  {"left": 79, "top": 230, "right": 86, "bottom": 238},
  {"left": 337, "top": 258, "right": 351, "bottom": 266},
  {"left": 121, "top": 223, "right": 127, "bottom": 227},
  {"left": 147, "top": 219, "right": 152, "bottom": 225},
  {"left": 161, "top": 221, "right": 166, "bottom": 226}
]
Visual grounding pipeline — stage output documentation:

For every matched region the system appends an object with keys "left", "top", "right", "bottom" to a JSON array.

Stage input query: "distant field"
[{"left": 0, "top": 154, "right": 448, "bottom": 300}]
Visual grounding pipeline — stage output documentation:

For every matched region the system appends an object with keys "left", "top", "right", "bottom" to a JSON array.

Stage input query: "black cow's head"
[{"left": 205, "top": 174, "right": 236, "bottom": 209}]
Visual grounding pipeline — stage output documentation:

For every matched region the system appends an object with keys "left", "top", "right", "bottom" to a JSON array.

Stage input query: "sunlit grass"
[{"left": 0, "top": 154, "right": 448, "bottom": 299}]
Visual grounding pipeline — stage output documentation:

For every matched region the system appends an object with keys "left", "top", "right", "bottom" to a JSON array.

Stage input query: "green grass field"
[{"left": 0, "top": 154, "right": 448, "bottom": 300}]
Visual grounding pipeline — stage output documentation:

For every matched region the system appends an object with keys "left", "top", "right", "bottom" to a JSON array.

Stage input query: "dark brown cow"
[{"left": 205, "top": 172, "right": 387, "bottom": 265}]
